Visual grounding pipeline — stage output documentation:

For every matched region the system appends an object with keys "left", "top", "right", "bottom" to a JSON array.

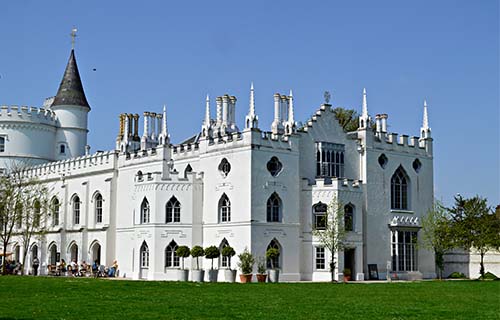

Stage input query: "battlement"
[
  {"left": 21, "top": 150, "right": 117, "bottom": 179},
  {"left": 371, "top": 131, "right": 431, "bottom": 156},
  {"left": 0, "top": 105, "right": 57, "bottom": 126},
  {"left": 307, "top": 176, "right": 363, "bottom": 191},
  {"left": 135, "top": 169, "right": 202, "bottom": 185}
]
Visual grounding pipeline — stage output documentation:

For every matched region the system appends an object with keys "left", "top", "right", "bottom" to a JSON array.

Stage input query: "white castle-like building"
[{"left": 2, "top": 45, "right": 440, "bottom": 281}]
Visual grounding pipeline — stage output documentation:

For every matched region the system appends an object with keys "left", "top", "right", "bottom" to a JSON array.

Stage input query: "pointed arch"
[
  {"left": 140, "top": 241, "right": 149, "bottom": 268},
  {"left": 94, "top": 192, "right": 103, "bottom": 224},
  {"left": 266, "top": 192, "right": 282, "bottom": 222},
  {"left": 67, "top": 241, "right": 79, "bottom": 262},
  {"left": 89, "top": 240, "right": 101, "bottom": 265},
  {"left": 71, "top": 194, "right": 81, "bottom": 225},
  {"left": 140, "top": 197, "right": 150, "bottom": 224},
  {"left": 166, "top": 196, "right": 181, "bottom": 223},
  {"left": 344, "top": 203, "right": 355, "bottom": 231},
  {"left": 266, "top": 238, "right": 282, "bottom": 269},
  {"left": 51, "top": 197, "right": 60, "bottom": 226},
  {"left": 47, "top": 241, "right": 58, "bottom": 265},
  {"left": 218, "top": 193, "right": 231, "bottom": 222},
  {"left": 184, "top": 164, "right": 193, "bottom": 178},
  {"left": 165, "top": 240, "right": 179, "bottom": 268},
  {"left": 219, "top": 238, "right": 230, "bottom": 268},
  {"left": 312, "top": 202, "right": 327, "bottom": 230},
  {"left": 391, "top": 165, "right": 410, "bottom": 210}
]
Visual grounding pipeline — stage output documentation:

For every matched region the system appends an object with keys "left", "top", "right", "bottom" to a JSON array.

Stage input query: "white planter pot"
[
  {"left": 207, "top": 269, "right": 219, "bottom": 282},
  {"left": 268, "top": 269, "right": 280, "bottom": 283},
  {"left": 224, "top": 269, "right": 237, "bottom": 283},
  {"left": 178, "top": 269, "right": 189, "bottom": 281},
  {"left": 191, "top": 270, "right": 205, "bottom": 282}
]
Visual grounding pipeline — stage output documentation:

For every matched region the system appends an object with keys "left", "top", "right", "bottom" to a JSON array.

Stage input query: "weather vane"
[
  {"left": 324, "top": 91, "right": 331, "bottom": 104},
  {"left": 70, "top": 27, "right": 78, "bottom": 49}
]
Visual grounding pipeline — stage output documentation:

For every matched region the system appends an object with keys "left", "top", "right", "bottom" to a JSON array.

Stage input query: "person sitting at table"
[{"left": 108, "top": 260, "right": 118, "bottom": 277}]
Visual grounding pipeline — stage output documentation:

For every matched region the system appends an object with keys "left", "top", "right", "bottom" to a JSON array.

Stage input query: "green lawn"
[{"left": 1, "top": 277, "right": 499, "bottom": 319}]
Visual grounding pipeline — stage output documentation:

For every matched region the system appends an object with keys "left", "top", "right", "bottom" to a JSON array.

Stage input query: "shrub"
[
  {"left": 204, "top": 246, "right": 220, "bottom": 270},
  {"left": 221, "top": 246, "right": 236, "bottom": 269},
  {"left": 257, "top": 257, "right": 266, "bottom": 274},
  {"left": 175, "top": 246, "right": 190, "bottom": 270},
  {"left": 447, "top": 272, "right": 466, "bottom": 279},
  {"left": 343, "top": 268, "right": 351, "bottom": 277},
  {"left": 481, "top": 272, "right": 498, "bottom": 280},
  {"left": 266, "top": 248, "right": 280, "bottom": 269},
  {"left": 190, "top": 246, "right": 204, "bottom": 270},
  {"left": 237, "top": 247, "right": 255, "bottom": 274}
]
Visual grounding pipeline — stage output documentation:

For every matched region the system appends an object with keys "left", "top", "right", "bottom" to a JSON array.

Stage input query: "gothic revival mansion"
[{"left": 1, "top": 47, "right": 436, "bottom": 281}]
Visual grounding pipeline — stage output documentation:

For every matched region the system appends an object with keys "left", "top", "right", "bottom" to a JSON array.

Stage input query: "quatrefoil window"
[{"left": 267, "top": 156, "right": 283, "bottom": 177}]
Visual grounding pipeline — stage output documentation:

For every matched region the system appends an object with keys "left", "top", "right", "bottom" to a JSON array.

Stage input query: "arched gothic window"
[
  {"left": 95, "top": 193, "right": 103, "bottom": 224},
  {"left": 51, "top": 197, "right": 60, "bottom": 226},
  {"left": 184, "top": 164, "right": 193, "bottom": 178},
  {"left": 33, "top": 200, "right": 41, "bottom": 228},
  {"left": 391, "top": 166, "right": 410, "bottom": 210},
  {"left": 166, "top": 196, "right": 181, "bottom": 223},
  {"left": 219, "top": 238, "right": 229, "bottom": 268},
  {"left": 165, "top": 240, "right": 179, "bottom": 268},
  {"left": 313, "top": 202, "right": 327, "bottom": 230},
  {"left": 266, "top": 239, "right": 281, "bottom": 269},
  {"left": 0, "top": 136, "right": 5, "bottom": 152},
  {"left": 344, "top": 204, "right": 354, "bottom": 231},
  {"left": 141, "top": 198, "right": 150, "bottom": 224},
  {"left": 266, "top": 193, "right": 282, "bottom": 222},
  {"left": 140, "top": 242, "right": 149, "bottom": 268},
  {"left": 219, "top": 194, "right": 231, "bottom": 222},
  {"left": 72, "top": 195, "right": 80, "bottom": 225}
]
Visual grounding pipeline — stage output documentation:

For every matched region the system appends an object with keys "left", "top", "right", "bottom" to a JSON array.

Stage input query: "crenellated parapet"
[
  {"left": 20, "top": 150, "right": 117, "bottom": 180},
  {"left": 0, "top": 105, "right": 57, "bottom": 127}
]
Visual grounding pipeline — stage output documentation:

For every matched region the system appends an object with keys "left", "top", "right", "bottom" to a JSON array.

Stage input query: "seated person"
[
  {"left": 80, "top": 261, "right": 88, "bottom": 276},
  {"left": 108, "top": 260, "right": 118, "bottom": 277},
  {"left": 70, "top": 259, "right": 78, "bottom": 276}
]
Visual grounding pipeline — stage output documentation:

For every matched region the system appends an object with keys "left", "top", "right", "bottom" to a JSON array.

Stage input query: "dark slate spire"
[{"left": 51, "top": 49, "right": 90, "bottom": 109}]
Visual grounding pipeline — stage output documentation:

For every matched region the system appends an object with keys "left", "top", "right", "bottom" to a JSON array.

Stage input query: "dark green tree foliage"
[
  {"left": 175, "top": 246, "right": 190, "bottom": 270},
  {"left": 204, "top": 246, "right": 220, "bottom": 270},
  {"left": 237, "top": 247, "right": 255, "bottom": 274},
  {"left": 221, "top": 246, "right": 236, "bottom": 269},
  {"left": 333, "top": 107, "right": 359, "bottom": 132},
  {"left": 449, "top": 195, "right": 500, "bottom": 279},
  {"left": 190, "top": 246, "right": 204, "bottom": 270},
  {"left": 266, "top": 248, "right": 280, "bottom": 270}
]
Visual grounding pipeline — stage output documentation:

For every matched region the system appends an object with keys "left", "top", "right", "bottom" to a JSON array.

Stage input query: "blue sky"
[{"left": 0, "top": 1, "right": 498, "bottom": 206}]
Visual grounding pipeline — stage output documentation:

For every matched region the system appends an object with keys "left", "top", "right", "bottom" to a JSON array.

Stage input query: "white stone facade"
[{"left": 3, "top": 49, "right": 445, "bottom": 281}]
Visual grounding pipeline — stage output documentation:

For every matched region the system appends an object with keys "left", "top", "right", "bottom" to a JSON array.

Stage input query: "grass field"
[{"left": 1, "top": 277, "right": 499, "bottom": 319}]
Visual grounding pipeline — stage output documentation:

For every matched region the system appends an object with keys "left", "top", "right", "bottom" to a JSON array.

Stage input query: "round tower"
[{"left": 51, "top": 49, "right": 90, "bottom": 160}]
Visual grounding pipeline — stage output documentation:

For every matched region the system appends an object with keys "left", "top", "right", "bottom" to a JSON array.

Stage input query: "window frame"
[
  {"left": 72, "top": 195, "right": 80, "bottom": 225},
  {"left": 315, "top": 246, "right": 326, "bottom": 270},
  {"left": 165, "top": 241, "right": 179, "bottom": 268},
  {"left": 391, "top": 166, "right": 410, "bottom": 210},
  {"left": 95, "top": 193, "right": 103, "bottom": 224},
  {"left": 166, "top": 196, "right": 181, "bottom": 223},
  {"left": 391, "top": 229, "right": 418, "bottom": 272},
  {"left": 140, "top": 198, "right": 150, "bottom": 224},
  {"left": 266, "top": 193, "right": 282, "bottom": 223},
  {"left": 219, "top": 194, "right": 231, "bottom": 223}
]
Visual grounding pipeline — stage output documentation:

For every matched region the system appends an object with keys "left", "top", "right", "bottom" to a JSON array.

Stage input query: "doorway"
[{"left": 344, "top": 248, "right": 355, "bottom": 281}]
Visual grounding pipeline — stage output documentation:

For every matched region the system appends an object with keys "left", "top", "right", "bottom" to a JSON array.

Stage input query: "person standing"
[{"left": 32, "top": 256, "right": 40, "bottom": 276}]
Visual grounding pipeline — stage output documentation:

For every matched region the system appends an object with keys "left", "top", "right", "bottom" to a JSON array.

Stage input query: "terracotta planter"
[
  {"left": 239, "top": 274, "right": 252, "bottom": 283},
  {"left": 256, "top": 274, "right": 267, "bottom": 283},
  {"left": 344, "top": 275, "right": 351, "bottom": 282}
]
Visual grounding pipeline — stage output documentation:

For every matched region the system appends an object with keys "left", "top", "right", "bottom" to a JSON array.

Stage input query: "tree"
[
  {"left": 190, "top": 246, "right": 204, "bottom": 270},
  {"left": 449, "top": 195, "right": 500, "bottom": 279},
  {"left": 312, "top": 197, "right": 347, "bottom": 282},
  {"left": 204, "top": 246, "right": 220, "bottom": 270},
  {"left": 221, "top": 246, "right": 235, "bottom": 269},
  {"left": 0, "top": 168, "right": 50, "bottom": 275},
  {"left": 175, "top": 246, "right": 190, "bottom": 270},
  {"left": 420, "top": 200, "right": 454, "bottom": 279},
  {"left": 333, "top": 107, "right": 359, "bottom": 132}
]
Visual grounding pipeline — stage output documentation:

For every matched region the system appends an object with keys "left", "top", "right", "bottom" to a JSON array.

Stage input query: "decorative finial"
[
  {"left": 324, "top": 91, "right": 331, "bottom": 104},
  {"left": 70, "top": 27, "right": 78, "bottom": 49},
  {"left": 289, "top": 89, "right": 293, "bottom": 97},
  {"left": 423, "top": 100, "right": 429, "bottom": 129},
  {"left": 362, "top": 88, "right": 368, "bottom": 117},
  {"left": 205, "top": 94, "right": 211, "bottom": 125}
]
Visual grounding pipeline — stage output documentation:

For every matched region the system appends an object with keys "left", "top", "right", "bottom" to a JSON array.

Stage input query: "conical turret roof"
[{"left": 51, "top": 49, "right": 90, "bottom": 109}]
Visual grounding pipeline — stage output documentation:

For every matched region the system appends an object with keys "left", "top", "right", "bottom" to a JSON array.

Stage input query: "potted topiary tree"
[
  {"left": 221, "top": 246, "right": 236, "bottom": 283},
  {"left": 175, "top": 245, "right": 190, "bottom": 281},
  {"left": 266, "top": 247, "right": 280, "bottom": 283},
  {"left": 204, "top": 246, "right": 220, "bottom": 283},
  {"left": 190, "top": 246, "right": 205, "bottom": 282},
  {"left": 256, "top": 257, "right": 267, "bottom": 283},
  {"left": 343, "top": 268, "right": 351, "bottom": 282},
  {"left": 237, "top": 247, "right": 255, "bottom": 283}
]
